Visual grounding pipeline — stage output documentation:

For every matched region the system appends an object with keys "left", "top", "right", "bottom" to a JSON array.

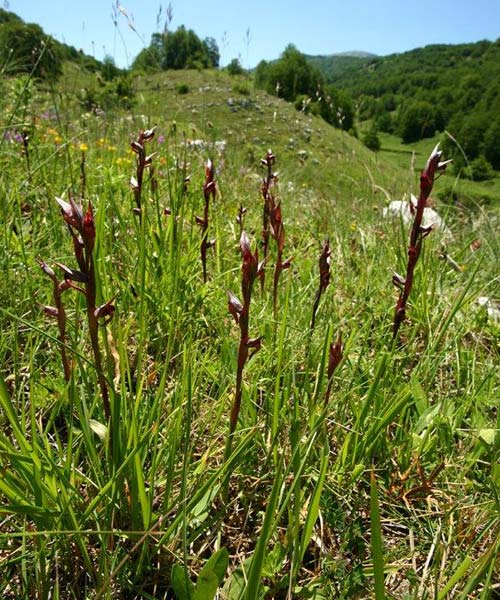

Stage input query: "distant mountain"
[
  {"left": 304, "top": 52, "right": 377, "bottom": 81},
  {"left": 327, "top": 51, "right": 376, "bottom": 58}
]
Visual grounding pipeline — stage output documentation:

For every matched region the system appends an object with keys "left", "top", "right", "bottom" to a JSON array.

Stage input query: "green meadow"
[{"left": 0, "top": 66, "right": 499, "bottom": 599}]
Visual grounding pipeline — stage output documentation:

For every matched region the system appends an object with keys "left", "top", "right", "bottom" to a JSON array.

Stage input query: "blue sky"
[{"left": 6, "top": 0, "right": 500, "bottom": 68}]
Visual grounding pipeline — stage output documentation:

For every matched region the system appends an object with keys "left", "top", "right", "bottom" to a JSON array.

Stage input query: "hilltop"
[{"left": 305, "top": 51, "right": 376, "bottom": 79}]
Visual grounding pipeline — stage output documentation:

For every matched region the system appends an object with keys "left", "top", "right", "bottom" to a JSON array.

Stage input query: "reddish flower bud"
[
  {"left": 245, "top": 336, "right": 262, "bottom": 350},
  {"left": 38, "top": 259, "right": 57, "bottom": 282},
  {"left": 240, "top": 231, "right": 260, "bottom": 302},
  {"left": 281, "top": 257, "right": 293, "bottom": 270},
  {"left": 328, "top": 334, "right": 343, "bottom": 380},
  {"left": 392, "top": 272, "right": 406, "bottom": 289},
  {"left": 55, "top": 262, "right": 89, "bottom": 283},
  {"left": 94, "top": 298, "right": 116, "bottom": 321},
  {"left": 82, "top": 202, "right": 96, "bottom": 252},
  {"left": 204, "top": 159, "right": 216, "bottom": 201},
  {"left": 227, "top": 290, "right": 243, "bottom": 324},
  {"left": 130, "top": 176, "right": 139, "bottom": 191},
  {"left": 56, "top": 196, "right": 84, "bottom": 230},
  {"left": 141, "top": 127, "right": 156, "bottom": 141},
  {"left": 319, "top": 240, "right": 331, "bottom": 290},
  {"left": 144, "top": 153, "right": 157, "bottom": 166},
  {"left": 41, "top": 305, "right": 59, "bottom": 318},
  {"left": 131, "top": 141, "right": 143, "bottom": 154}
]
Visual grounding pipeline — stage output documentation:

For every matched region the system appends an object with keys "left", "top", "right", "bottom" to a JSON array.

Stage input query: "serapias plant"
[
  {"left": 39, "top": 260, "right": 72, "bottom": 382},
  {"left": 197, "top": 159, "right": 216, "bottom": 283},
  {"left": 236, "top": 203, "right": 247, "bottom": 235},
  {"left": 53, "top": 196, "right": 115, "bottom": 421},
  {"left": 269, "top": 201, "right": 292, "bottom": 319},
  {"left": 259, "top": 149, "right": 277, "bottom": 290},
  {"left": 226, "top": 231, "right": 263, "bottom": 459},
  {"left": 392, "top": 144, "right": 451, "bottom": 340},
  {"left": 310, "top": 239, "right": 332, "bottom": 330},
  {"left": 130, "top": 127, "right": 156, "bottom": 215}
]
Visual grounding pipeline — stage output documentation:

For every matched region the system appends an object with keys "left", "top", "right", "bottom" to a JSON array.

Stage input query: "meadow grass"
[{"left": 0, "top": 68, "right": 499, "bottom": 599}]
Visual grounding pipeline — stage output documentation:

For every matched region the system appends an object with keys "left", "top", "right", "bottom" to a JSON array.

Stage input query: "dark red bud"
[
  {"left": 55, "top": 262, "right": 89, "bottom": 283},
  {"left": 246, "top": 336, "right": 262, "bottom": 350},
  {"left": 131, "top": 141, "right": 143, "bottom": 154},
  {"left": 82, "top": 203, "right": 96, "bottom": 251},
  {"left": 142, "top": 127, "right": 156, "bottom": 141},
  {"left": 42, "top": 305, "right": 59, "bottom": 318},
  {"left": 328, "top": 334, "right": 343, "bottom": 380},
  {"left": 94, "top": 298, "right": 116, "bottom": 320},
  {"left": 227, "top": 290, "right": 243, "bottom": 324},
  {"left": 38, "top": 259, "right": 57, "bottom": 281}
]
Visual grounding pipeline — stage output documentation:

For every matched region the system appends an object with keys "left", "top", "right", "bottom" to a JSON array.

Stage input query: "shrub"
[
  {"left": 468, "top": 155, "right": 495, "bottom": 181},
  {"left": 398, "top": 100, "right": 438, "bottom": 143},
  {"left": 233, "top": 82, "right": 251, "bottom": 96},
  {"left": 176, "top": 83, "right": 189, "bottom": 95},
  {"left": 363, "top": 125, "right": 381, "bottom": 151},
  {"left": 227, "top": 58, "right": 244, "bottom": 76}
]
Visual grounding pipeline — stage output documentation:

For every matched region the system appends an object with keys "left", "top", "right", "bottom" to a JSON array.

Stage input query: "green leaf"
[
  {"left": 298, "top": 443, "right": 329, "bottom": 566},
  {"left": 171, "top": 564, "right": 194, "bottom": 600},
  {"left": 478, "top": 429, "right": 497, "bottom": 446},
  {"left": 199, "top": 547, "right": 229, "bottom": 584},
  {"left": 370, "top": 470, "right": 385, "bottom": 600},
  {"left": 194, "top": 569, "right": 218, "bottom": 600},
  {"left": 89, "top": 419, "right": 108, "bottom": 441}
]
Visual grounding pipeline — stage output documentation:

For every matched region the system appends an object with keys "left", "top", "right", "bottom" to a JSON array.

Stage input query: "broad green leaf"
[
  {"left": 478, "top": 429, "right": 497, "bottom": 445},
  {"left": 199, "top": 547, "right": 229, "bottom": 585},
  {"left": 194, "top": 569, "right": 218, "bottom": 600},
  {"left": 171, "top": 564, "right": 194, "bottom": 600}
]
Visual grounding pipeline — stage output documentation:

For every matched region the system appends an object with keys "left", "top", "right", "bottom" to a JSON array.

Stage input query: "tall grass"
[{"left": 0, "top": 68, "right": 498, "bottom": 599}]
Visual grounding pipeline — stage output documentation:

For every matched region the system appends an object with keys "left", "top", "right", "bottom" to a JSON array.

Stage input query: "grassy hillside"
[{"left": 0, "top": 66, "right": 499, "bottom": 599}]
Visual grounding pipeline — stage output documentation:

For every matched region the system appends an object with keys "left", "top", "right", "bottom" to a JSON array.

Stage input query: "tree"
[
  {"left": 315, "top": 85, "right": 354, "bottom": 130},
  {"left": 484, "top": 118, "right": 500, "bottom": 169},
  {"left": 257, "top": 45, "right": 323, "bottom": 101},
  {"left": 226, "top": 58, "right": 244, "bottom": 76},
  {"left": 363, "top": 124, "right": 381, "bottom": 151},
  {"left": 101, "top": 55, "right": 120, "bottom": 80},
  {"left": 0, "top": 7, "right": 22, "bottom": 24},
  {"left": 132, "top": 26, "right": 219, "bottom": 72},
  {"left": 203, "top": 37, "right": 219, "bottom": 68},
  {"left": 398, "top": 100, "right": 437, "bottom": 143}
]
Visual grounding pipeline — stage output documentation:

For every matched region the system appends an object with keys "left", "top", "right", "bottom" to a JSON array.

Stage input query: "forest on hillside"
[{"left": 317, "top": 41, "right": 500, "bottom": 177}]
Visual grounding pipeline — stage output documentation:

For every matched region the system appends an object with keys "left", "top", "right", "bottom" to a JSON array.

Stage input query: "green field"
[{"left": 0, "top": 68, "right": 499, "bottom": 599}]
